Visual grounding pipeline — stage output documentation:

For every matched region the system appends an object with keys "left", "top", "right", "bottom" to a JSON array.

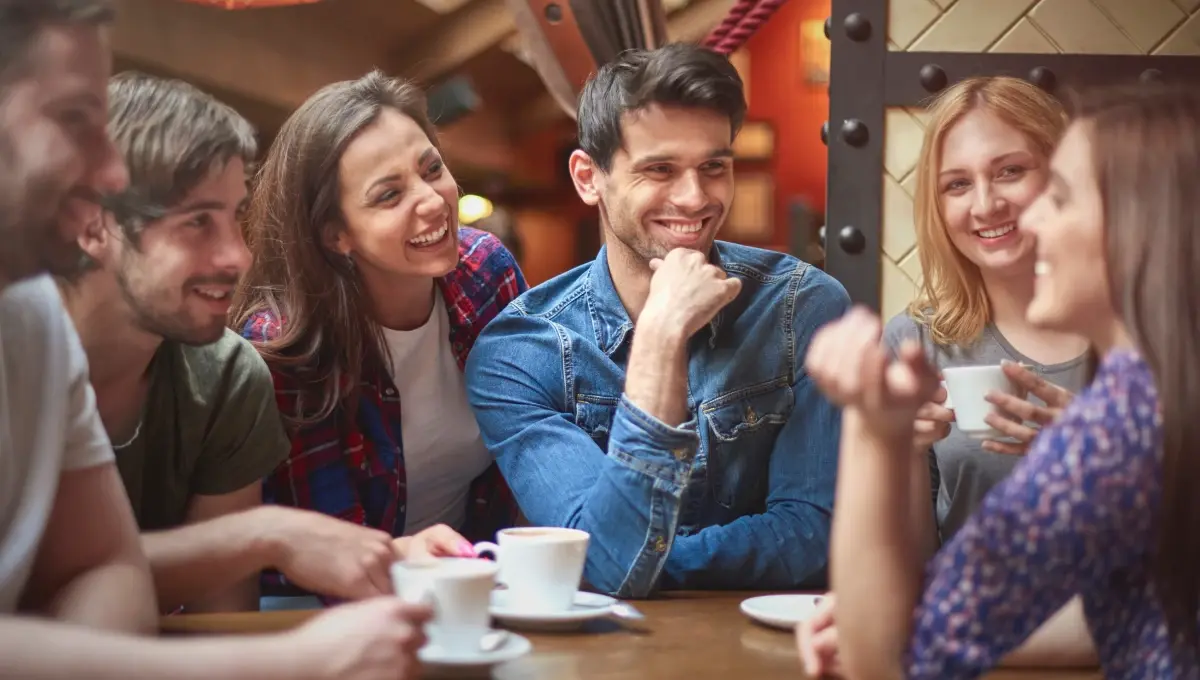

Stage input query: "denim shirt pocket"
[
  {"left": 702, "top": 380, "right": 794, "bottom": 509},
  {"left": 575, "top": 394, "right": 619, "bottom": 448}
]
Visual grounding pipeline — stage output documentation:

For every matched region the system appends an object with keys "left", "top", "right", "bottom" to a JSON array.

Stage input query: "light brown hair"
[
  {"left": 229, "top": 70, "right": 438, "bottom": 430},
  {"left": 103, "top": 71, "right": 257, "bottom": 243},
  {"left": 908, "top": 76, "right": 1066, "bottom": 345}
]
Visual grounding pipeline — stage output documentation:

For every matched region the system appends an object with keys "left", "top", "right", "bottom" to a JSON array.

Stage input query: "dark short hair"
[
  {"left": 577, "top": 43, "right": 746, "bottom": 172},
  {"left": 0, "top": 0, "right": 113, "bottom": 86},
  {"left": 103, "top": 71, "right": 258, "bottom": 243}
]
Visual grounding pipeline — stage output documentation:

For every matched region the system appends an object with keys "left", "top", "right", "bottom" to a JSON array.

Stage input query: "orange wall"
[{"left": 744, "top": 0, "right": 830, "bottom": 239}]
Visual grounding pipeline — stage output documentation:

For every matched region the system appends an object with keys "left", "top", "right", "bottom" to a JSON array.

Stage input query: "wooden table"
[{"left": 161, "top": 592, "right": 1102, "bottom": 679}]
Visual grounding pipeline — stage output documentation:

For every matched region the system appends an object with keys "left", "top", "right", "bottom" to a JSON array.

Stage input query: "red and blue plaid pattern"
[{"left": 242, "top": 229, "right": 526, "bottom": 594}]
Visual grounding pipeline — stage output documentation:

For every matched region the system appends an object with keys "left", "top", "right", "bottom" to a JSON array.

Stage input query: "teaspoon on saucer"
[{"left": 480, "top": 630, "right": 509, "bottom": 652}]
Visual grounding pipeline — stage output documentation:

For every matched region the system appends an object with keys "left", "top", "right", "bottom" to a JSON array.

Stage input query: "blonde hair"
[{"left": 907, "top": 76, "right": 1067, "bottom": 345}]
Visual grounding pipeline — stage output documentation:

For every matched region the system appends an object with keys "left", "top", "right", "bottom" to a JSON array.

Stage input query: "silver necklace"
[{"left": 112, "top": 419, "right": 143, "bottom": 450}]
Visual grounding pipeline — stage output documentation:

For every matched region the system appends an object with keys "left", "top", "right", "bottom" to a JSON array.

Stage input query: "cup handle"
[
  {"left": 472, "top": 542, "right": 505, "bottom": 588},
  {"left": 473, "top": 541, "right": 500, "bottom": 560}
]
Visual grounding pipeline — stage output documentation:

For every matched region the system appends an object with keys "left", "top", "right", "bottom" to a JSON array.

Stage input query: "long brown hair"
[
  {"left": 908, "top": 76, "right": 1066, "bottom": 345},
  {"left": 229, "top": 70, "right": 439, "bottom": 429},
  {"left": 1074, "top": 83, "right": 1200, "bottom": 654}
]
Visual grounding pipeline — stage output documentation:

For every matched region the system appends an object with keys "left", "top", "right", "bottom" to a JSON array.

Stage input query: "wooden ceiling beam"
[
  {"left": 108, "top": 0, "right": 534, "bottom": 181},
  {"left": 664, "top": 0, "right": 735, "bottom": 44},
  {"left": 389, "top": 0, "right": 733, "bottom": 88},
  {"left": 109, "top": 0, "right": 381, "bottom": 113},
  {"left": 390, "top": 0, "right": 516, "bottom": 85},
  {"left": 511, "top": 0, "right": 735, "bottom": 137}
]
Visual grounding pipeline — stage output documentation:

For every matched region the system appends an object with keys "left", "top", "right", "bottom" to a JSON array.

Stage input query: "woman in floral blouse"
[{"left": 801, "top": 83, "right": 1200, "bottom": 679}]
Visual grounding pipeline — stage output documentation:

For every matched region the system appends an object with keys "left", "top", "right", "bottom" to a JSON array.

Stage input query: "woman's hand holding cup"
[{"left": 980, "top": 361, "right": 1075, "bottom": 455}]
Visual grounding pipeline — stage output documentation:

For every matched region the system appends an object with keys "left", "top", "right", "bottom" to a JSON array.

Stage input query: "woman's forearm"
[
  {"left": 0, "top": 616, "right": 296, "bottom": 680},
  {"left": 831, "top": 409, "right": 924, "bottom": 680}
]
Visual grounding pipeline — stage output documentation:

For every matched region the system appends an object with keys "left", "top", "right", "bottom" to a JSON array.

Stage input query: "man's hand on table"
[{"left": 285, "top": 597, "right": 431, "bottom": 680}]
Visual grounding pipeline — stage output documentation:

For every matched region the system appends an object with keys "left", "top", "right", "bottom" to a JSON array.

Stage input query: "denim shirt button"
[
  {"left": 654, "top": 536, "right": 667, "bottom": 553},
  {"left": 672, "top": 448, "right": 689, "bottom": 461}
]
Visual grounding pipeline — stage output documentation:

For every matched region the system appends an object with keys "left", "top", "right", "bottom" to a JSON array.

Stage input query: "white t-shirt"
[
  {"left": 0, "top": 276, "right": 113, "bottom": 612},
  {"left": 381, "top": 295, "right": 492, "bottom": 534}
]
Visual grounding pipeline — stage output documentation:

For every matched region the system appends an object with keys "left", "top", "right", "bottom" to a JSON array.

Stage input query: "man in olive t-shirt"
[
  {"left": 57, "top": 72, "right": 467, "bottom": 614},
  {"left": 112, "top": 330, "right": 284, "bottom": 532}
]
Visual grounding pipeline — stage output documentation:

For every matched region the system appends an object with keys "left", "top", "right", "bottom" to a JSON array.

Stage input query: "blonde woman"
[{"left": 884, "top": 76, "right": 1089, "bottom": 548}]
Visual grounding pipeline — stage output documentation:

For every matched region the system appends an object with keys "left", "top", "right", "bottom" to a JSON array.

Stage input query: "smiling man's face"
[{"left": 580, "top": 102, "right": 735, "bottom": 263}]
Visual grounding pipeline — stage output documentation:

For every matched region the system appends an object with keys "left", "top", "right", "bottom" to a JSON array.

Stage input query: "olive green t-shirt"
[{"left": 115, "top": 329, "right": 289, "bottom": 531}]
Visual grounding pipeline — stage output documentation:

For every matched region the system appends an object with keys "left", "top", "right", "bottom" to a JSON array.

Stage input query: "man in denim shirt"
[{"left": 466, "top": 44, "right": 848, "bottom": 598}]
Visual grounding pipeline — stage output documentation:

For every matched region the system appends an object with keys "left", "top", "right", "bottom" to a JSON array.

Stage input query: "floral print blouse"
[{"left": 906, "top": 347, "right": 1197, "bottom": 678}]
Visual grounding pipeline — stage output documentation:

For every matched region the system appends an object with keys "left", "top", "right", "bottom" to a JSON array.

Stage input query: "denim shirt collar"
[{"left": 586, "top": 245, "right": 726, "bottom": 357}]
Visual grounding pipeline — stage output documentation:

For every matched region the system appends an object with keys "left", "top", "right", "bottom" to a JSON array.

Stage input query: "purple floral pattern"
[{"left": 906, "top": 348, "right": 1196, "bottom": 678}]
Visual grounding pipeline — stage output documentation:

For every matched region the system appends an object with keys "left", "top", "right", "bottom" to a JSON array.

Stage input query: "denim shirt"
[{"left": 465, "top": 241, "right": 848, "bottom": 598}]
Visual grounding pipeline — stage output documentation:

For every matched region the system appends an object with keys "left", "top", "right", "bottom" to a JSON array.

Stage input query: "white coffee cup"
[
  {"left": 941, "top": 365, "right": 1026, "bottom": 439},
  {"left": 390, "top": 557, "right": 498, "bottom": 655},
  {"left": 473, "top": 527, "right": 589, "bottom": 614}
]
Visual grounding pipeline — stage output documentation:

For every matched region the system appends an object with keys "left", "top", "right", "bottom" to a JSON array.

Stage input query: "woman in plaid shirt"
[{"left": 231, "top": 71, "right": 526, "bottom": 598}]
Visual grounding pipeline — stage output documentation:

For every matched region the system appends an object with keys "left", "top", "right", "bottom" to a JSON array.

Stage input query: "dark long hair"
[
  {"left": 1074, "top": 83, "right": 1200, "bottom": 654},
  {"left": 229, "top": 70, "right": 439, "bottom": 429}
]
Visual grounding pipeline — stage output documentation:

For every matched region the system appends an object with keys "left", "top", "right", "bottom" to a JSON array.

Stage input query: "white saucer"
[
  {"left": 739, "top": 594, "right": 825, "bottom": 630},
  {"left": 490, "top": 591, "right": 617, "bottom": 631},
  {"left": 418, "top": 631, "right": 532, "bottom": 672}
]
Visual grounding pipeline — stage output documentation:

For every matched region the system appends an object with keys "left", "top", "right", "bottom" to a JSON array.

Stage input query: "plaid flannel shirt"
[{"left": 241, "top": 228, "right": 526, "bottom": 595}]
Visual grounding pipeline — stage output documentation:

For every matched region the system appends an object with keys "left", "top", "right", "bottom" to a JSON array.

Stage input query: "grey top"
[{"left": 882, "top": 313, "right": 1090, "bottom": 544}]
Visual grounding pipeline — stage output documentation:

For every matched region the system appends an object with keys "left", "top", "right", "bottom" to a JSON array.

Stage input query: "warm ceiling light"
[
  {"left": 411, "top": 0, "right": 473, "bottom": 13},
  {"left": 459, "top": 194, "right": 494, "bottom": 225},
  {"left": 179, "top": 0, "right": 324, "bottom": 7}
]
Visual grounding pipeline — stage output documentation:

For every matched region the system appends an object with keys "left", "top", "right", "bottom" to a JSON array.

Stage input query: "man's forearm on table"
[
  {"left": 567, "top": 397, "right": 698, "bottom": 598},
  {"left": 551, "top": 310, "right": 695, "bottom": 597},
  {"left": 663, "top": 502, "right": 831, "bottom": 589},
  {"left": 143, "top": 507, "right": 277, "bottom": 612},
  {"left": 41, "top": 556, "right": 158, "bottom": 634},
  {"left": 0, "top": 617, "right": 297, "bottom": 680}
]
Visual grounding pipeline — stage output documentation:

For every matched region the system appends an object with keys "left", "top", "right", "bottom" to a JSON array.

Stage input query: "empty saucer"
[{"left": 739, "top": 594, "right": 824, "bottom": 630}]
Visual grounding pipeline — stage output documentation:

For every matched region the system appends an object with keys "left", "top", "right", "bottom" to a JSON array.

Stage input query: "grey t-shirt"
[{"left": 882, "top": 313, "right": 1090, "bottom": 544}]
